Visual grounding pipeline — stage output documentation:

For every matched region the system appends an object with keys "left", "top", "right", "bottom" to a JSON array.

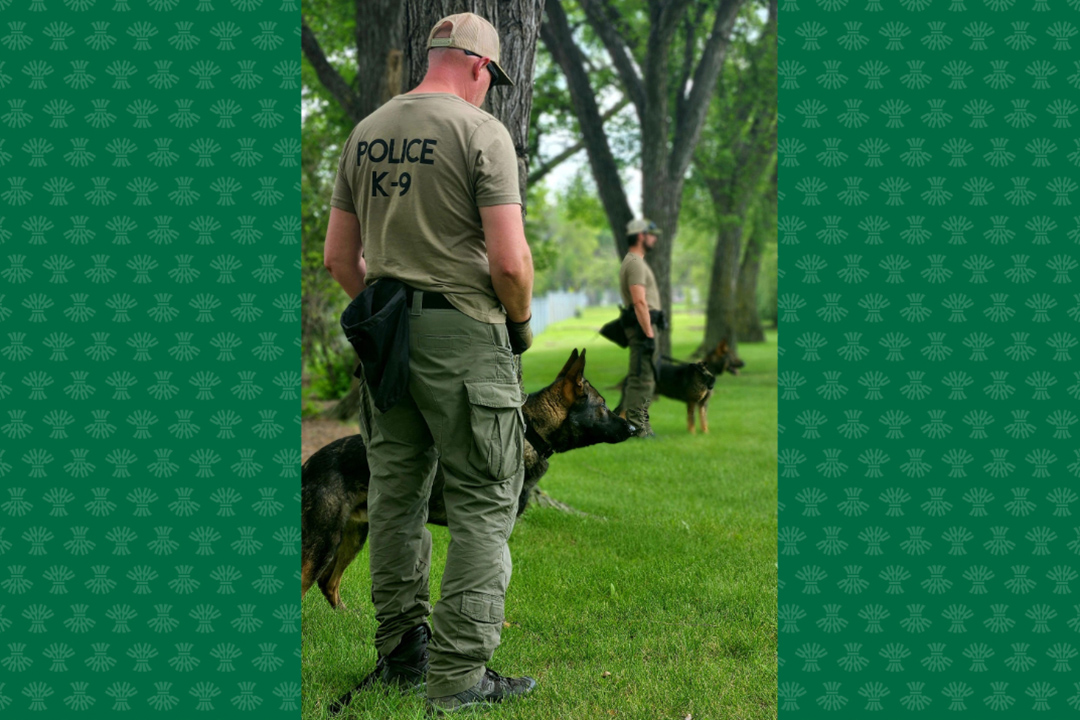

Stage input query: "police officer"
[
  {"left": 322, "top": 12, "right": 537, "bottom": 714},
  {"left": 619, "top": 218, "right": 663, "bottom": 438}
]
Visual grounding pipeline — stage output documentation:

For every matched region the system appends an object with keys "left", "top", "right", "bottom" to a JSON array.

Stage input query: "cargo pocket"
[
  {"left": 460, "top": 591, "right": 504, "bottom": 625},
  {"left": 464, "top": 380, "right": 524, "bottom": 481}
]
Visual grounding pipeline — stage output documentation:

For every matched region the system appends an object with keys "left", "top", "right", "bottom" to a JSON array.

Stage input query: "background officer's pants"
[
  {"left": 356, "top": 301, "right": 525, "bottom": 699},
  {"left": 623, "top": 326, "right": 662, "bottom": 436}
]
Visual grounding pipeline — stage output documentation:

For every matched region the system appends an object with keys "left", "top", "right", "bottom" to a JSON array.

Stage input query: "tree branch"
[
  {"left": 578, "top": 0, "right": 646, "bottom": 117},
  {"left": 528, "top": 96, "right": 630, "bottom": 185},
  {"left": 542, "top": 0, "right": 633, "bottom": 255},
  {"left": 674, "top": 1, "right": 707, "bottom": 131},
  {"left": 668, "top": 0, "right": 746, "bottom": 179},
  {"left": 301, "top": 20, "right": 365, "bottom": 125},
  {"left": 657, "top": 0, "right": 697, "bottom": 42}
]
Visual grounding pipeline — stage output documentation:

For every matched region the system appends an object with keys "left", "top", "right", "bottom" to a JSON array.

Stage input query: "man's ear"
[{"left": 473, "top": 57, "right": 490, "bottom": 83}]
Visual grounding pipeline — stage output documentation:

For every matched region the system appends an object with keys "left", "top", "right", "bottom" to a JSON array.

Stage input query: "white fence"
[
  {"left": 530, "top": 290, "right": 589, "bottom": 336},
  {"left": 528, "top": 286, "right": 698, "bottom": 336}
]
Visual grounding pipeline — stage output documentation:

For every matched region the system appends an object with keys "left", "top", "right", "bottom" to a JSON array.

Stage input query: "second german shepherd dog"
[
  {"left": 614, "top": 340, "right": 743, "bottom": 434},
  {"left": 301, "top": 348, "right": 634, "bottom": 609}
]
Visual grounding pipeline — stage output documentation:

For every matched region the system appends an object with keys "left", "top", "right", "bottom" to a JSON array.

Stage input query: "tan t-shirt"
[
  {"left": 331, "top": 93, "right": 521, "bottom": 324},
  {"left": 619, "top": 252, "right": 660, "bottom": 310}
]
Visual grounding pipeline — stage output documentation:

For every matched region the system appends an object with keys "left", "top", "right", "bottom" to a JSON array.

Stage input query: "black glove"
[
  {"left": 506, "top": 315, "right": 533, "bottom": 355},
  {"left": 642, "top": 335, "right": 656, "bottom": 354}
]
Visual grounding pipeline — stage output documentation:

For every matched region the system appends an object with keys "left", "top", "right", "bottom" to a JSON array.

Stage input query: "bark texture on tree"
[
  {"left": 405, "top": 0, "right": 545, "bottom": 206},
  {"left": 734, "top": 240, "right": 766, "bottom": 342},
  {"left": 703, "top": 203, "right": 747, "bottom": 357},
  {"left": 734, "top": 210, "right": 767, "bottom": 343},
  {"left": 357, "top": 0, "right": 406, "bottom": 120}
]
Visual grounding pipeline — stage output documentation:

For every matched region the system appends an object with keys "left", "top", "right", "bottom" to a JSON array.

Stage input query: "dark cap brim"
[{"left": 489, "top": 60, "right": 514, "bottom": 87}]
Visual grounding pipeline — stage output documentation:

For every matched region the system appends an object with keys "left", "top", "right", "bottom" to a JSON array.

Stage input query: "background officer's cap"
[
  {"left": 427, "top": 12, "right": 515, "bottom": 87},
  {"left": 626, "top": 218, "right": 662, "bottom": 236}
]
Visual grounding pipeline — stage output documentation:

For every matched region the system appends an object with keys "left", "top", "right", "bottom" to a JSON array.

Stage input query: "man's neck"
[
  {"left": 408, "top": 80, "right": 461, "bottom": 99},
  {"left": 409, "top": 67, "right": 478, "bottom": 106},
  {"left": 629, "top": 244, "right": 646, "bottom": 259}
]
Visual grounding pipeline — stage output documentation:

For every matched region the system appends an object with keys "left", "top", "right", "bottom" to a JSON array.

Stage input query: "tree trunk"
[
  {"left": 356, "top": 0, "right": 406, "bottom": 121},
  {"left": 405, "top": 0, "right": 545, "bottom": 206},
  {"left": 734, "top": 211, "right": 766, "bottom": 343},
  {"left": 702, "top": 211, "right": 745, "bottom": 357},
  {"left": 734, "top": 169, "right": 777, "bottom": 342}
]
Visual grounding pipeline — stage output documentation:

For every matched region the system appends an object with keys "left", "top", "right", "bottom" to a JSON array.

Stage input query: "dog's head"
[
  {"left": 526, "top": 348, "right": 635, "bottom": 452},
  {"left": 705, "top": 340, "right": 743, "bottom": 376},
  {"left": 692, "top": 361, "right": 717, "bottom": 391}
]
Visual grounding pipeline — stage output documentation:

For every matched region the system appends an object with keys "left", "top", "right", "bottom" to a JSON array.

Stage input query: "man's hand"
[
  {"left": 506, "top": 315, "right": 533, "bottom": 355},
  {"left": 642, "top": 335, "right": 656, "bottom": 355}
]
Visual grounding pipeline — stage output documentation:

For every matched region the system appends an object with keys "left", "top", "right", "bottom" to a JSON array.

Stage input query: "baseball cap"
[
  {"left": 427, "top": 13, "right": 514, "bottom": 87},
  {"left": 626, "top": 218, "right": 662, "bottom": 235}
]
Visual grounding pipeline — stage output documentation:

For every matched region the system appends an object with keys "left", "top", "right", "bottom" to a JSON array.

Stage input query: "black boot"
[
  {"left": 329, "top": 623, "right": 430, "bottom": 714},
  {"left": 427, "top": 668, "right": 537, "bottom": 714}
]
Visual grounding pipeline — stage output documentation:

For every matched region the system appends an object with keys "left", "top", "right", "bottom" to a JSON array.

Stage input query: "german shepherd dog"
[
  {"left": 656, "top": 361, "right": 717, "bottom": 434},
  {"left": 614, "top": 340, "right": 743, "bottom": 434},
  {"left": 301, "top": 348, "right": 634, "bottom": 609}
]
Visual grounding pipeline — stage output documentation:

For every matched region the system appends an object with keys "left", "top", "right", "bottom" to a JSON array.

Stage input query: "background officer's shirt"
[
  {"left": 331, "top": 93, "right": 520, "bottom": 324},
  {"left": 619, "top": 253, "right": 661, "bottom": 311}
]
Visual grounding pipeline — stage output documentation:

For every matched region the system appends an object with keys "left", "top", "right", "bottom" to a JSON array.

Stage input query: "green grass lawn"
[{"left": 301, "top": 306, "right": 778, "bottom": 719}]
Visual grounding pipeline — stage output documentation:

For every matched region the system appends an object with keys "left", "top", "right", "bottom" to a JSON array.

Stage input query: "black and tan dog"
[
  {"left": 614, "top": 340, "right": 743, "bottom": 434},
  {"left": 656, "top": 360, "right": 717, "bottom": 434},
  {"left": 301, "top": 348, "right": 634, "bottom": 609}
]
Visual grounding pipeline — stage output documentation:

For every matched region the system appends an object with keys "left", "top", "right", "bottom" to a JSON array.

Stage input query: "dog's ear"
[
  {"left": 716, "top": 340, "right": 728, "bottom": 355},
  {"left": 559, "top": 348, "right": 586, "bottom": 405},
  {"left": 556, "top": 348, "right": 580, "bottom": 379}
]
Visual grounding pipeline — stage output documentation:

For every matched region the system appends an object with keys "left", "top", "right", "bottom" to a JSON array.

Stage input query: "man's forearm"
[
  {"left": 329, "top": 257, "right": 367, "bottom": 300},
  {"left": 633, "top": 301, "right": 653, "bottom": 338},
  {"left": 492, "top": 271, "right": 532, "bottom": 322}
]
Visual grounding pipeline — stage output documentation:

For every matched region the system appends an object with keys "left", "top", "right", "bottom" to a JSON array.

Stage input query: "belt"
[{"left": 404, "top": 286, "right": 456, "bottom": 311}]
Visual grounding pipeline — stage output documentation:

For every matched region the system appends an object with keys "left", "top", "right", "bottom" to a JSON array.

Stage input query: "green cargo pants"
[
  {"left": 623, "top": 326, "right": 661, "bottom": 437},
  {"left": 356, "top": 296, "right": 525, "bottom": 699}
]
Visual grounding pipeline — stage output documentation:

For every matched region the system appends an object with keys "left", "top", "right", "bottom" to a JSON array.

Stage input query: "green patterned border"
[
  {"left": 779, "top": 0, "right": 1080, "bottom": 714},
  {"left": 0, "top": 1, "right": 299, "bottom": 714}
]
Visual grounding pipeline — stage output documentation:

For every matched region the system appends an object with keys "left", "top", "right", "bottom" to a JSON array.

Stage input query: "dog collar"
[{"left": 524, "top": 422, "right": 554, "bottom": 459}]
